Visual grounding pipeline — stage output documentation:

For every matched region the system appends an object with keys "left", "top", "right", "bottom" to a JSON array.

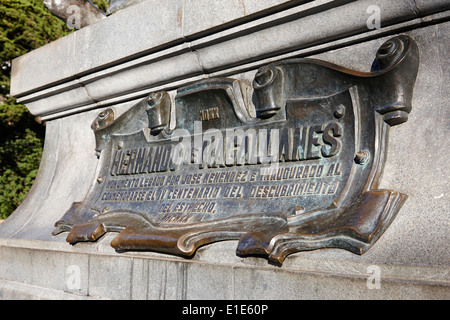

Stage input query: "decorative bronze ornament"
[
  {"left": 43, "top": 0, "right": 143, "bottom": 29},
  {"left": 53, "top": 35, "right": 419, "bottom": 265}
]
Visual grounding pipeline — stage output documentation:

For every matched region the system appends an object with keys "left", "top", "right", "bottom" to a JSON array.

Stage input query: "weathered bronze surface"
[{"left": 53, "top": 36, "right": 419, "bottom": 265}]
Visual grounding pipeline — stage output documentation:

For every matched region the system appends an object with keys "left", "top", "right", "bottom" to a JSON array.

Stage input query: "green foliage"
[{"left": 0, "top": 0, "right": 71, "bottom": 218}]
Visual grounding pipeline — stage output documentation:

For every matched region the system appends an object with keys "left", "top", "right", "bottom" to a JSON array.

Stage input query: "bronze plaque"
[{"left": 53, "top": 36, "right": 419, "bottom": 264}]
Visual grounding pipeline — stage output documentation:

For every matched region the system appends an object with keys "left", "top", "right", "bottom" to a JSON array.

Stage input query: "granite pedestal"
[{"left": 0, "top": 0, "right": 449, "bottom": 300}]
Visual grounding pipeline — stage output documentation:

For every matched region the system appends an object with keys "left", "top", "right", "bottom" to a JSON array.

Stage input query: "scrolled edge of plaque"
[{"left": 52, "top": 35, "right": 419, "bottom": 265}]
